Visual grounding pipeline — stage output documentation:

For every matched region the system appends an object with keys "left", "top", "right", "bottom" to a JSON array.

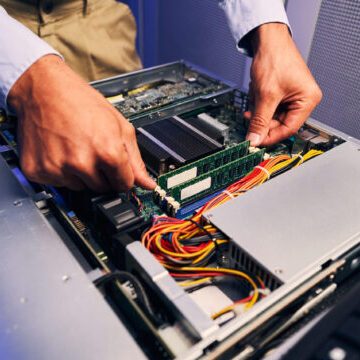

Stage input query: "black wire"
[
  {"left": 187, "top": 218, "right": 219, "bottom": 253},
  {"left": 181, "top": 232, "right": 223, "bottom": 246},
  {"left": 164, "top": 255, "right": 193, "bottom": 266},
  {"left": 270, "top": 156, "right": 302, "bottom": 178},
  {"left": 94, "top": 271, "right": 163, "bottom": 326}
]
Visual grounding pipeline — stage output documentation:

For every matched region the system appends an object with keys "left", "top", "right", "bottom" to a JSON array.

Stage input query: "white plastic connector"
[
  {"left": 171, "top": 201, "right": 180, "bottom": 214},
  {"left": 249, "top": 288, "right": 271, "bottom": 297},
  {"left": 248, "top": 146, "right": 260, "bottom": 154},
  {"left": 154, "top": 185, "right": 166, "bottom": 200},
  {"left": 233, "top": 303, "right": 247, "bottom": 316},
  {"left": 165, "top": 196, "right": 181, "bottom": 215}
]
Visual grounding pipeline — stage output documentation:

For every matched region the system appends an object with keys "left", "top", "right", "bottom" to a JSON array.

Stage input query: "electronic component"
[
  {"left": 3, "top": 59, "right": 359, "bottom": 360},
  {"left": 137, "top": 116, "right": 223, "bottom": 175},
  {"left": 196, "top": 113, "right": 230, "bottom": 142},
  {"left": 164, "top": 149, "right": 265, "bottom": 213},
  {"left": 183, "top": 112, "right": 230, "bottom": 144},
  {"left": 157, "top": 140, "right": 249, "bottom": 191},
  {"left": 205, "top": 142, "right": 360, "bottom": 287},
  {"left": 92, "top": 62, "right": 231, "bottom": 123},
  {"left": 114, "top": 81, "right": 225, "bottom": 118},
  {"left": 96, "top": 197, "right": 143, "bottom": 235},
  {"left": 291, "top": 127, "right": 343, "bottom": 154},
  {"left": 174, "top": 190, "right": 223, "bottom": 219},
  {"left": 125, "top": 241, "right": 219, "bottom": 339}
]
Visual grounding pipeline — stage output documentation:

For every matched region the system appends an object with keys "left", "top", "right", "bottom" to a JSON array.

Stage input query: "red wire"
[{"left": 170, "top": 272, "right": 226, "bottom": 278}]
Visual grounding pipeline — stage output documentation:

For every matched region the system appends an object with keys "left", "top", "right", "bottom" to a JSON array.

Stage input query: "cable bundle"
[{"left": 141, "top": 150, "right": 323, "bottom": 319}]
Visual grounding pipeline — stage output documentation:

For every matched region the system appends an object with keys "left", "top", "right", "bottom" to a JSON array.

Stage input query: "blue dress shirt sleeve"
[
  {"left": 0, "top": 7, "right": 61, "bottom": 112},
  {"left": 220, "top": 0, "right": 291, "bottom": 56}
]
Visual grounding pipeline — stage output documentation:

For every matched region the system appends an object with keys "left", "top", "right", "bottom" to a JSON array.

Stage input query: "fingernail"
[{"left": 246, "top": 132, "right": 261, "bottom": 146}]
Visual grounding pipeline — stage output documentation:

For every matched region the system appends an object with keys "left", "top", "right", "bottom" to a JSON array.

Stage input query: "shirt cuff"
[
  {"left": 220, "top": 0, "right": 291, "bottom": 56},
  {"left": 0, "top": 7, "right": 62, "bottom": 113}
]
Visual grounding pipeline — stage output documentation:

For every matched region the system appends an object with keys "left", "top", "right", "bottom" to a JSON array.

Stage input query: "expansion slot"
[
  {"left": 157, "top": 140, "right": 250, "bottom": 190},
  {"left": 164, "top": 149, "right": 265, "bottom": 214}
]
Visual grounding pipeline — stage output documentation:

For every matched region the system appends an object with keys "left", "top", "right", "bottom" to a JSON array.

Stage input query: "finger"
[
  {"left": 261, "top": 105, "right": 312, "bottom": 146},
  {"left": 100, "top": 145, "right": 135, "bottom": 192},
  {"left": 63, "top": 162, "right": 111, "bottom": 193},
  {"left": 244, "top": 112, "right": 281, "bottom": 130},
  {"left": 124, "top": 127, "right": 156, "bottom": 190},
  {"left": 269, "top": 118, "right": 282, "bottom": 130},
  {"left": 246, "top": 95, "right": 279, "bottom": 146},
  {"left": 61, "top": 174, "right": 86, "bottom": 191},
  {"left": 77, "top": 171, "right": 111, "bottom": 193}
]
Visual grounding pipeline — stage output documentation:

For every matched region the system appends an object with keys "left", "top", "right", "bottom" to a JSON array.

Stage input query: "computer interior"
[{"left": 1, "top": 61, "right": 360, "bottom": 359}]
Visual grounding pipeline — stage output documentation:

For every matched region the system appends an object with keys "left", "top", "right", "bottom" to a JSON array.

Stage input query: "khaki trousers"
[{"left": 1, "top": 0, "right": 142, "bottom": 81}]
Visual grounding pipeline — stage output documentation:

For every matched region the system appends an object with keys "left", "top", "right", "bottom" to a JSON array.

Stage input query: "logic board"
[{"left": 1, "top": 61, "right": 360, "bottom": 360}]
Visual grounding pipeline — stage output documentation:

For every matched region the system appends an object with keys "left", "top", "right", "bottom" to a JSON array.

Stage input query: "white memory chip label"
[
  {"left": 180, "top": 177, "right": 212, "bottom": 200},
  {"left": 167, "top": 167, "right": 197, "bottom": 189}
]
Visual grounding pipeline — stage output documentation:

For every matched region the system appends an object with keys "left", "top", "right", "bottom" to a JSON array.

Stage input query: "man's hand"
[
  {"left": 245, "top": 23, "right": 323, "bottom": 147},
  {"left": 8, "top": 55, "right": 156, "bottom": 192}
]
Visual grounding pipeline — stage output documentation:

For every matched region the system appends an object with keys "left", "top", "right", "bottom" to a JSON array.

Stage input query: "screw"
[
  {"left": 351, "top": 258, "right": 360, "bottom": 269},
  {"left": 13, "top": 200, "right": 22, "bottom": 207},
  {"left": 62, "top": 275, "right": 71, "bottom": 282},
  {"left": 274, "top": 268, "right": 283, "bottom": 275},
  {"left": 19, "top": 297, "right": 28, "bottom": 304}
]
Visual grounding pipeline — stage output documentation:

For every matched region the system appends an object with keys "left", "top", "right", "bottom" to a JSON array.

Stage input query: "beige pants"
[{"left": 1, "top": 0, "right": 142, "bottom": 81}]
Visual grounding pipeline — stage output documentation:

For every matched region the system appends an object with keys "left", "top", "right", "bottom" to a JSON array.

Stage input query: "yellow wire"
[
  {"left": 155, "top": 235, "right": 212, "bottom": 258},
  {"left": 192, "top": 240, "right": 228, "bottom": 264},
  {"left": 143, "top": 149, "right": 324, "bottom": 319},
  {"left": 166, "top": 266, "right": 259, "bottom": 306},
  {"left": 178, "top": 277, "right": 213, "bottom": 287}
]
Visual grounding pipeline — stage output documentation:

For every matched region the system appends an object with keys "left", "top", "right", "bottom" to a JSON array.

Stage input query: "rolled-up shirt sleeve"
[
  {"left": 0, "top": 6, "right": 61, "bottom": 112},
  {"left": 220, "top": 0, "right": 291, "bottom": 56}
]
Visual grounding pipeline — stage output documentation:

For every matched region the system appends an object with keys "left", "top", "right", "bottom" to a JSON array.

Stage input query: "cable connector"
[
  {"left": 165, "top": 196, "right": 180, "bottom": 216},
  {"left": 154, "top": 185, "right": 166, "bottom": 202},
  {"left": 250, "top": 288, "right": 271, "bottom": 297},
  {"left": 248, "top": 146, "right": 261, "bottom": 154}
]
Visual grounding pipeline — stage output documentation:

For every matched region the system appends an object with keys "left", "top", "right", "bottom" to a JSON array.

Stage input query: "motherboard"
[{"left": 0, "top": 61, "right": 352, "bottom": 360}]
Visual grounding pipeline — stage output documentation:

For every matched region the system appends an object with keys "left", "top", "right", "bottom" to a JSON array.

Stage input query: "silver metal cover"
[
  {"left": 0, "top": 157, "right": 146, "bottom": 360},
  {"left": 205, "top": 142, "right": 360, "bottom": 284}
]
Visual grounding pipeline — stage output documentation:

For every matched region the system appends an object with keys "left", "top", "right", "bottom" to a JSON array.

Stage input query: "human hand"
[
  {"left": 244, "top": 23, "right": 322, "bottom": 147},
  {"left": 8, "top": 55, "right": 156, "bottom": 192}
]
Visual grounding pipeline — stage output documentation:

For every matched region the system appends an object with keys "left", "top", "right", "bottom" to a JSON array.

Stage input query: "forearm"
[
  {"left": 0, "top": 6, "right": 60, "bottom": 112},
  {"left": 220, "top": 0, "right": 290, "bottom": 55}
]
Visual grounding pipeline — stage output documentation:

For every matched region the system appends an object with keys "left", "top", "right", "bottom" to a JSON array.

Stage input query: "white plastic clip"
[
  {"left": 293, "top": 153, "right": 304, "bottom": 162},
  {"left": 222, "top": 190, "right": 234, "bottom": 199},
  {"left": 255, "top": 165, "right": 270, "bottom": 179}
]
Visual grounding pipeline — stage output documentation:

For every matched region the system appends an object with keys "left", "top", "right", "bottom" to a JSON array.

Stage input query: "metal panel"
[
  {"left": 0, "top": 158, "right": 145, "bottom": 360},
  {"left": 286, "top": 0, "right": 322, "bottom": 61},
  {"left": 305, "top": 0, "right": 360, "bottom": 140},
  {"left": 126, "top": 242, "right": 218, "bottom": 339},
  {"left": 205, "top": 142, "right": 360, "bottom": 284},
  {"left": 157, "top": 0, "right": 247, "bottom": 85}
]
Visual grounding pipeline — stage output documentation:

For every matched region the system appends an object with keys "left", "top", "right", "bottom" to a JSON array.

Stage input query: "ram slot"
[
  {"left": 166, "top": 149, "right": 265, "bottom": 212},
  {"left": 158, "top": 140, "right": 250, "bottom": 191}
]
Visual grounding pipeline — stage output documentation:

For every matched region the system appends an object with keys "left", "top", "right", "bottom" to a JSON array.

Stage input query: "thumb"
[{"left": 246, "top": 96, "right": 279, "bottom": 146}]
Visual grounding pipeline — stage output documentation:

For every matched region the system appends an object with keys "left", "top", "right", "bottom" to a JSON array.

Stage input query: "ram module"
[
  {"left": 165, "top": 149, "right": 265, "bottom": 213},
  {"left": 157, "top": 140, "right": 250, "bottom": 190}
]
